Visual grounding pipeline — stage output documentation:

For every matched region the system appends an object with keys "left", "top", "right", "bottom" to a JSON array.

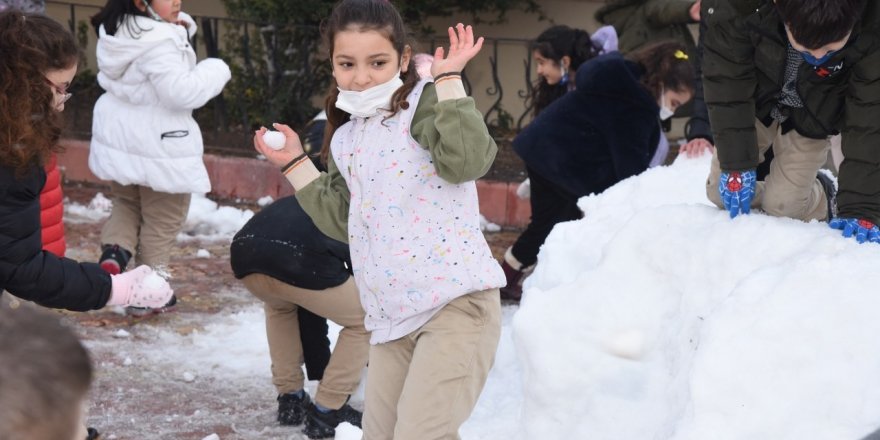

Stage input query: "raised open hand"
[{"left": 431, "top": 23, "right": 485, "bottom": 78}]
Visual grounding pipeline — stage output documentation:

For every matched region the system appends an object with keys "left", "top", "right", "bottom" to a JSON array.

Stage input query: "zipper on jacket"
[{"left": 160, "top": 130, "right": 190, "bottom": 139}]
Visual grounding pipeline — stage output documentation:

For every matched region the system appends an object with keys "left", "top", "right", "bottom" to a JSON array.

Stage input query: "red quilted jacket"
[{"left": 40, "top": 154, "right": 66, "bottom": 257}]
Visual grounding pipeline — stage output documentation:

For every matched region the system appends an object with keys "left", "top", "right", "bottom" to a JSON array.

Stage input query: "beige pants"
[
  {"left": 362, "top": 289, "right": 502, "bottom": 440},
  {"left": 706, "top": 119, "right": 831, "bottom": 222},
  {"left": 241, "top": 274, "right": 369, "bottom": 409},
  {"left": 101, "top": 182, "right": 191, "bottom": 268}
]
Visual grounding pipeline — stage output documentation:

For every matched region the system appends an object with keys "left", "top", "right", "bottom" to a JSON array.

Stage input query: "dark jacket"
[
  {"left": 230, "top": 196, "right": 351, "bottom": 289},
  {"left": 0, "top": 162, "right": 111, "bottom": 311},
  {"left": 703, "top": 0, "right": 880, "bottom": 222},
  {"left": 513, "top": 52, "right": 661, "bottom": 198},
  {"left": 596, "top": 0, "right": 698, "bottom": 54},
  {"left": 684, "top": 18, "right": 713, "bottom": 144}
]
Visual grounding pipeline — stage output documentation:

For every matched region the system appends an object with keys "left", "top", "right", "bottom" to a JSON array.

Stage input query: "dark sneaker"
[
  {"left": 277, "top": 391, "right": 311, "bottom": 426},
  {"left": 125, "top": 294, "right": 178, "bottom": 317},
  {"left": 99, "top": 244, "right": 132, "bottom": 275},
  {"left": 303, "top": 403, "right": 362, "bottom": 439},
  {"left": 86, "top": 427, "right": 102, "bottom": 440},
  {"left": 817, "top": 171, "right": 837, "bottom": 221}
]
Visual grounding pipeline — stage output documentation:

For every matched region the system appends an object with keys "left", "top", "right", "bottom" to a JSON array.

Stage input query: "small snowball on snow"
[
  {"left": 201, "top": 435, "right": 220, "bottom": 440},
  {"left": 334, "top": 422, "right": 363, "bottom": 439},
  {"left": 123, "top": 357, "right": 133, "bottom": 366},
  {"left": 196, "top": 249, "right": 211, "bottom": 258},
  {"left": 604, "top": 330, "right": 645, "bottom": 360},
  {"left": 143, "top": 272, "right": 167, "bottom": 289},
  {"left": 183, "top": 371, "right": 196, "bottom": 382},
  {"left": 262, "top": 131, "right": 286, "bottom": 150},
  {"left": 113, "top": 329, "right": 131, "bottom": 338},
  {"left": 257, "top": 195, "right": 274, "bottom": 207}
]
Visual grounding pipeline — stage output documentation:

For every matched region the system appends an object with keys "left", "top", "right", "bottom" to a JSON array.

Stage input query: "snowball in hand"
[
  {"left": 143, "top": 272, "right": 168, "bottom": 289},
  {"left": 262, "top": 130, "right": 286, "bottom": 150}
]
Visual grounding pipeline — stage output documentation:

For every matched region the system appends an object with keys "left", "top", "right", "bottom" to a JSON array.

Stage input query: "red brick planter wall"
[{"left": 57, "top": 139, "right": 531, "bottom": 229}]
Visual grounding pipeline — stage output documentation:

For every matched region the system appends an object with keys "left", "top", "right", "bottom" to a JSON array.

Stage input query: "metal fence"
[{"left": 49, "top": 1, "right": 538, "bottom": 155}]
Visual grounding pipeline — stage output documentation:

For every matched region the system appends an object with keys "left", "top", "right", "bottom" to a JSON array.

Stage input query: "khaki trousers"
[
  {"left": 241, "top": 274, "right": 369, "bottom": 409},
  {"left": 362, "top": 289, "right": 501, "bottom": 440},
  {"left": 100, "top": 183, "right": 191, "bottom": 268},
  {"left": 706, "top": 119, "right": 831, "bottom": 222}
]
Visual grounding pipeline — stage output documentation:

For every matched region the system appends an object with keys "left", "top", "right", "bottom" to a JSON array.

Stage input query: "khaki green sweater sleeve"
[
  {"left": 411, "top": 82, "right": 498, "bottom": 184},
  {"left": 290, "top": 155, "right": 351, "bottom": 244}
]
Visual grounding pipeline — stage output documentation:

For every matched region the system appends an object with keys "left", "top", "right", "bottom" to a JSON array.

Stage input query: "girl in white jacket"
[{"left": 89, "top": 0, "right": 230, "bottom": 312}]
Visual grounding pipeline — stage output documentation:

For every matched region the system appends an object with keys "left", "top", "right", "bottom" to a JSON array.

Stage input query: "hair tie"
[{"left": 674, "top": 50, "right": 689, "bottom": 60}]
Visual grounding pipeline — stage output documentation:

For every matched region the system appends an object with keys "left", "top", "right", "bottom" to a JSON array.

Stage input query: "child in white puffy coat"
[{"left": 89, "top": 0, "right": 230, "bottom": 311}]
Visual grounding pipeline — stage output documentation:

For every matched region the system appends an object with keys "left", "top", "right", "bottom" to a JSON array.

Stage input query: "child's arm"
[
  {"left": 411, "top": 84, "right": 497, "bottom": 184},
  {"left": 140, "top": 41, "right": 231, "bottom": 110},
  {"left": 254, "top": 124, "right": 350, "bottom": 244},
  {"left": 411, "top": 23, "right": 497, "bottom": 184}
]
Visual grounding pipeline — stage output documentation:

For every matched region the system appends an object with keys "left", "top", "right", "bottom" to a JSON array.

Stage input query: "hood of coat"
[
  {"left": 97, "top": 12, "right": 197, "bottom": 81},
  {"left": 575, "top": 51, "right": 657, "bottom": 112}
]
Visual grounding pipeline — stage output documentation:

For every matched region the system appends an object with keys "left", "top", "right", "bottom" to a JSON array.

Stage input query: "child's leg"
[
  {"left": 136, "top": 188, "right": 191, "bottom": 268},
  {"left": 364, "top": 289, "right": 502, "bottom": 440},
  {"left": 762, "top": 127, "right": 832, "bottom": 221},
  {"left": 243, "top": 274, "right": 369, "bottom": 410},
  {"left": 100, "top": 182, "right": 141, "bottom": 254},
  {"left": 362, "top": 335, "right": 415, "bottom": 440},
  {"left": 510, "top": 168, "right": 580, "bottom": 268},
  {"left": 242, "top": 273, "right": 307, "bottom": 395}
]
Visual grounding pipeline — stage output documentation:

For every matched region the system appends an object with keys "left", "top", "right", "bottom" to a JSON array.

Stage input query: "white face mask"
[
  {"left": 658, "top": 88, "right": 674, "bottom": 121},
  {"left": 335, "top": 71, "right": 404, "bottom": 118}
]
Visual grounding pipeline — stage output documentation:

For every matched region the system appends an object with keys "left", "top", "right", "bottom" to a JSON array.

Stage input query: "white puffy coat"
[{"left": 89, "top": 12, "right": 231, "bottom": 194}]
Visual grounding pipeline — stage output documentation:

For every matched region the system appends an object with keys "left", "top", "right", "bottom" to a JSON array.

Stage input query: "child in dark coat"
[{"left": 502, "top": 41, "right": 695, "bottom": 300}]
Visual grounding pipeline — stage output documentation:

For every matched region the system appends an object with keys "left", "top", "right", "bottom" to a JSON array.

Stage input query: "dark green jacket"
[
  {"left": 702, "top": 0, "right": 880, "bottom": 222},
  {"left": 595, "top": 0, "right": 697, "bottom": 54}
]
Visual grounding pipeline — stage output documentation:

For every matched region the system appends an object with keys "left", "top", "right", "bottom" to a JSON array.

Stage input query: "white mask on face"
[
  {"left": 659, "top": 87, "right": 675, "bottom": 121},
  {"left": 335, "top": 71, "right": 404, "bottom": 118}
]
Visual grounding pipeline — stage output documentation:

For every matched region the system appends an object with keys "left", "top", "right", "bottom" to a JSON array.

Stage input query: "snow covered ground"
[{"left": 66, "top": 153, "right": 880, "bottom": 439}]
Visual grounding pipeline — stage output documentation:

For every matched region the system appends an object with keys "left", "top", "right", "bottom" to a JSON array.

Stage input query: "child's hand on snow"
[
  {"left": 254, "top": 123, "right": 305, "bottom": 168},
  {"left": 430, "top": 23, "right": 484, "bottom": 78}
]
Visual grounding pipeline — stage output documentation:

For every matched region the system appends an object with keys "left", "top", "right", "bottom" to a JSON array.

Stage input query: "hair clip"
[{"left": 674, "top": 50, "right": 689, "bottom": 60}]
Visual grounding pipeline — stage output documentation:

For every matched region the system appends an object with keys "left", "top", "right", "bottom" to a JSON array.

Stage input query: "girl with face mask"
[
  {"left": 253, "top": 1, "right": 505, "bottom": 438},
  {"left": 502, "top": 41, "right": 695, "bottom": 301},
  {"left": 503, "top": 24, "right": 616, "bottom": 300}
]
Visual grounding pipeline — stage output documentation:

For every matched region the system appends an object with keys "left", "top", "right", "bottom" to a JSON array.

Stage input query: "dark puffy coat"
[
  {"left": 0, "top": 162, "right": 111, "bottom": 311},
  {"left": 40, "top": 154, "right": 66, "bottom": 257},
  {"left": 513, "top": 52, "right": 661, "bottom": 198},
  {"left": 596, "top": 0, "right": 698, "bottom": 54},
  {"left": 230, "top": 196, "right": 351, "bottom": 289},
  {"left": 702, "top": 0, "right": 880, "bottom": 222}
]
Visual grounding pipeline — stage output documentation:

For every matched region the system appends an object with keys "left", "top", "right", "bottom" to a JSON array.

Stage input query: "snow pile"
[
  {"left": 513, "top": 155, "right": 880, "bottom": 440},
  {"left": 182, "top": 194, "right": 254, "bottom": 239},
  {"left": 64, "top": 191, "right": 112, "bottom": 223}
]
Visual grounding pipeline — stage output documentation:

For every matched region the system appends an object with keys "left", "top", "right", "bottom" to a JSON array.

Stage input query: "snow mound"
[{"left": 513, "top": 155, "right": 880, "bottom": 440}]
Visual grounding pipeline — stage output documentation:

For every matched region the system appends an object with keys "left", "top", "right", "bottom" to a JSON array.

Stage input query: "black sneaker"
[
  {"left": 99, "top": 244, "right": 132, "bottom": 275},
  {"left": 125, "top": 294, "right": 178, "bottom": 317},
  {"left": 303, "top": 403, "right": 362, "bottom": 439},
  {"left": 86, "top": 427, "right": 102, "bottom": 440},
  {"left": 277, "top": 391, "right": 311, "bottom": 426},
  {"left": 817, "top": 171, "right": 837, "bottom": 221}
]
